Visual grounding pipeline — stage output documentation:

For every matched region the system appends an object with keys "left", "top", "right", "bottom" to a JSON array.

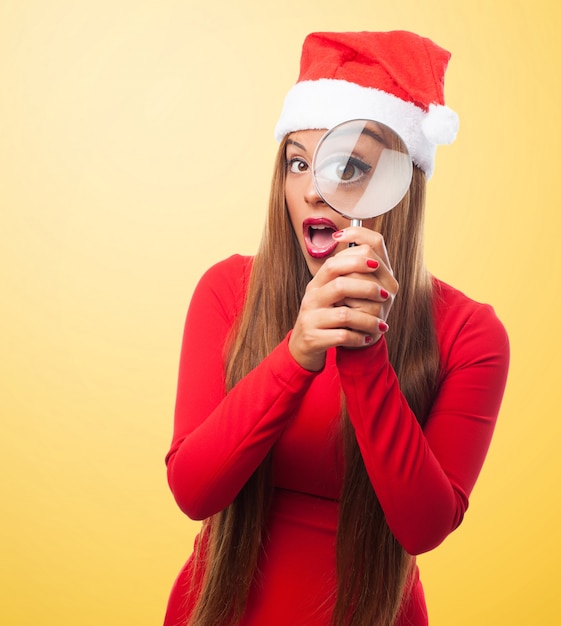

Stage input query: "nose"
[{"left": 304, "top": 173, "right": 326, "bottom": 207}]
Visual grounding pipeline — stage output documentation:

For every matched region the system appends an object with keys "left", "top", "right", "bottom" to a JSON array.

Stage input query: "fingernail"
[
  {"left": 364, "top": 335, "right": 373, "bottom": 344},
  {"left": 333, "top": 230, "right": 345, "bottom": 239},
  {"left": 366, "top": 259, "right": 379, "bottom": 269},
  {"left": 380, "top": 288, "right": 389, "bottom": 299},
  {"left": 378, "top": 321, "right": 389, "bottom": 333}
]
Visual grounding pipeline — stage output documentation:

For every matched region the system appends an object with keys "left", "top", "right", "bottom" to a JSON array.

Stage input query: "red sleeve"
[
  {"left": 336, "top": 291, "right": 510, "bottom": 555},
  {"left": 166, "top": 256, "right": 318, "bottom": 521}
]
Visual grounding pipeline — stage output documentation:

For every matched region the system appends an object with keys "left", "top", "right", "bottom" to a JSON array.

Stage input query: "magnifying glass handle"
[{"left": 348, "top": 218, "right": 362, "bottom": 248}]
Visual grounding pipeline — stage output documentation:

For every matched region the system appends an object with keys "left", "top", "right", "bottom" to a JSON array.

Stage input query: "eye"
[
  {"left": 336, "top": 160, "right": 359, "bottom": 181},
  {"left": 316, "top": 155, "right": 372, "bottom": 185},
  {"left": 287, "top": 157, "right": 309, "bottom": 173}
]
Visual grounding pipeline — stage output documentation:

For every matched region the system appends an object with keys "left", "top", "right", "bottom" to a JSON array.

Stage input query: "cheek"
[{"left": 284, "top": 184, "right": 301, "bottom": 230}]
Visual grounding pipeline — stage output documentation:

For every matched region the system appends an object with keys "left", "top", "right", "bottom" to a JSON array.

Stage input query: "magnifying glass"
[{"left": 312, "top": 119, "right": 413, "bottom": 244}]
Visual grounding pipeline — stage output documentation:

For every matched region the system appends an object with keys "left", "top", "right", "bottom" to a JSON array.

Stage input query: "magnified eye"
[
  {"left": 317, "top": 155, "right": 372, "bottom": 185},
  {"left": 338, "top": 160, "right": 360, "bottom": 181}
]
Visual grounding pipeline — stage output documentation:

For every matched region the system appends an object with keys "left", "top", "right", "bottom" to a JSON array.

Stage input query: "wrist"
[
  {"left": 336, "top": 334, "right": 387, "bottom": 367},
  {"left": 288, "top": 332, "right": 326, "bottom": 372}
]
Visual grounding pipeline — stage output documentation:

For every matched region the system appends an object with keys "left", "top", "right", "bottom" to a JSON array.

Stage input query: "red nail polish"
[
  {"left": 380, "top": 288, "right": 389, "bottom": 299},
  {"left": 333, "top": 230, "right": 345, "bottom": 239},
  {"left": 378, "top": 321, "right": 389, "bottom": 333},
  {"left": 366, "top": 259, "right": 379, "bottom": 269},
  {"left": 364, "top": 335, "right": 373, "bottom": 344}
]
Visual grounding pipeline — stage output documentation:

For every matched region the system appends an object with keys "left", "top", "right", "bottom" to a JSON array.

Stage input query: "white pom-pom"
[{"left": 422, "top": 104, "right": 459, "bottom": 145}]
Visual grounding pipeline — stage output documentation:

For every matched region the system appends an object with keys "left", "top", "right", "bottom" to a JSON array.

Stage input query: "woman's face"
[{"left": 285, "top": 129, "right": 376, "bottom": 276}]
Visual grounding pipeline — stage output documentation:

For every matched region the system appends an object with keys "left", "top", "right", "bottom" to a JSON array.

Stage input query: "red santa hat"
[{"left": 274, "top": 31, "right": 459, "bottom": 179}]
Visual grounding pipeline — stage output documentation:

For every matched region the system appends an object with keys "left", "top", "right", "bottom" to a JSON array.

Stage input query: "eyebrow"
[
  {"left": 332, "top": 125, "right": 388, "bottom": 147},
  {"left": 286, "top": 138, "right": 308, "bottom": 152},
  {"left": 286, "top": 126, "right": 389, "bottom": 153},
  {"left": 362, "top": 126, "right": 388, "bottom": 147}
]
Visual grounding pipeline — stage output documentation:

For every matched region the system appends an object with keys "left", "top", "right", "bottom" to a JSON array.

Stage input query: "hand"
[{"left": 288, "top": 227, "right": 398, "bottom": 371}]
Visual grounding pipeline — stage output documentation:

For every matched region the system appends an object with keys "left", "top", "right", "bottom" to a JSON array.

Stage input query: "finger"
[
  {"left": 290, "top": 299, "right": 390, "bottom": 369},
  {"left": 337, "top": 253, "right": 399, "bottom": 300},
  {"left": 312, "top": 274, "right": 385, "bottom": 309},
  {"left": 332, "top": 245, "right": 396, "bottom": 290},
  {"left": 327, "top": 319, "right": 390, "bottom": 349},
  {"left": 320, "top": 304, "right": 387, "bottom": 338},
  {"left": 301, "top": 328, "right": 377, "bottom": 351},
  {"left": 341, "top": 283, "right": 392, "bottom": 308},
  {"left": 310, "top": 253, "right": 383, "bottom": 292},
  {"left": 333, "top": 228, "right": 393, "bottom": 273},
  {"left": 290, "top": 313, "right": 379, "bottom": 369}
]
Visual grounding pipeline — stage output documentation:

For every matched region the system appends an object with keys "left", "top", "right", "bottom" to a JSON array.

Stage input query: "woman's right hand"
[{"left": 288, "top": 231, "right": 397, "bottom": 371}]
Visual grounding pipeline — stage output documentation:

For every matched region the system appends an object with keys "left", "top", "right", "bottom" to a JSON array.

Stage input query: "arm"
[
  {"left": 166, "top": 256, "right": 318, "bottom": 520},
  {"left": 337, "top": 300, "right": 510, "bottom": 555}
]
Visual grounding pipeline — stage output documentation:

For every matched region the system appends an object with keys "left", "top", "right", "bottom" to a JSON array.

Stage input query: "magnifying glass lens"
[{"left": 312, "top": 119, "right": 412, "bottom": 221}]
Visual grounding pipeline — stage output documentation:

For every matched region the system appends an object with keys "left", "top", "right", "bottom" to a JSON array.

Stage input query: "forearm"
[
  {"left": 337, "top": 342, "right": 462, "bottom": 553},
  {"left": 337, "top": 318, "right": 508, "bottom": 555},
  {"left": 167, "top": 335, "right": 318, "bottom": 520}
]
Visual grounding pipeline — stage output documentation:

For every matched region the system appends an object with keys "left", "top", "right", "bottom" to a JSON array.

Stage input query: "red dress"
[{"left": 164, "top": 255, "right": 509, "bottom": 625}]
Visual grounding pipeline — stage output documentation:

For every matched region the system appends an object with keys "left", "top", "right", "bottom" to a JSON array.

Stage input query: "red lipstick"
[{"left": 303, "top": 217, "right": 339, "bottom": 258}]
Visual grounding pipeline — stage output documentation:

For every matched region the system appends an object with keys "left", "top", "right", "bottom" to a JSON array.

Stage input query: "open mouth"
[{"left": 303, "top": 217, "right": 339, "bottom": 258}]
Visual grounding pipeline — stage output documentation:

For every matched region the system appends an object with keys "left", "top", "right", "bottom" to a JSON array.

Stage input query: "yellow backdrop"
[{"left": 2, "top": 1, "right": 560, "bottom": 624}]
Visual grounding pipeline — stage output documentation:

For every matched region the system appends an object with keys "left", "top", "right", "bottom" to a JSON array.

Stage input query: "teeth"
[{"left": 311, "top": 225, "right": 329, "bottom": 229}]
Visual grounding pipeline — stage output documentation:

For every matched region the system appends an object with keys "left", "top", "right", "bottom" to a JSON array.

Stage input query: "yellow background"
[{"left": 2, "top": 1, "right": 560, "bottom": 624}]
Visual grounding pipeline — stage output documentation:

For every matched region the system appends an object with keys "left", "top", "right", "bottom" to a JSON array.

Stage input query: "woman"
[{"left": 164, "top": 31, "right": 509, "bottom": 626}]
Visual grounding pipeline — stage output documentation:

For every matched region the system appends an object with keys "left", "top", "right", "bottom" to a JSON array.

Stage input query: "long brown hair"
[{"left": 186, "top": 137, "right": 440, "bottom": 626}]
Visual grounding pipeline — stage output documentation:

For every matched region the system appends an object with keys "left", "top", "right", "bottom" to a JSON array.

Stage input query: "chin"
[{"left": 304, "top": 254, "right": 326, "bottom": 277}]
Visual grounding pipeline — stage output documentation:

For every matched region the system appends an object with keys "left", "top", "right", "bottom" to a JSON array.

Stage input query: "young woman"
[{"left": 164, "top": 31, "right": 510, "bottom": 626}]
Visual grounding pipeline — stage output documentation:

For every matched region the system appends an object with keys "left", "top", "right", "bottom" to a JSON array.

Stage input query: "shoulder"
[
  {"left": 433, "top": 277, "right": 507, "bottom": 334},
  {"left": 432, "top": 278, "right": 510, "bottom": 372},
  {"left": 190, "top": 254, "right": 254, "bottom": 319},
  {"left": 195, "top": 254, "right": 253, "bottom": 292},
  {"left": 200, "top": 254, "right": 253, "bottom": 283}
]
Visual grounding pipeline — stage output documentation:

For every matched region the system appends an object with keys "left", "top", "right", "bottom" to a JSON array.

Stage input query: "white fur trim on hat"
[{"left": 274, "top": 79, "right": 459, "bottom": 179}]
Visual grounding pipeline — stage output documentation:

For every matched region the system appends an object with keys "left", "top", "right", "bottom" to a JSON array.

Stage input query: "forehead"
[
  {"left": 286, "top": 129, "right": 327, "bottom": 153},
  {"left": 286, "top": 121, "right": 394, "bottom": 151}
]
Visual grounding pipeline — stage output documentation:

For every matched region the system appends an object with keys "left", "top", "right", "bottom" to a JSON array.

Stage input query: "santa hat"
[{"left": 274, "top": 31, "right": 459, "bottom": 179}]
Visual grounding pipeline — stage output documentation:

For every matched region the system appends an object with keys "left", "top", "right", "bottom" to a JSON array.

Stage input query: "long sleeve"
[
  {"left": 336, "top": 282, "right": 510, "bottom": 555},
  {"left": 165, "top": 255, "right": 318, "bottom": 520}
]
